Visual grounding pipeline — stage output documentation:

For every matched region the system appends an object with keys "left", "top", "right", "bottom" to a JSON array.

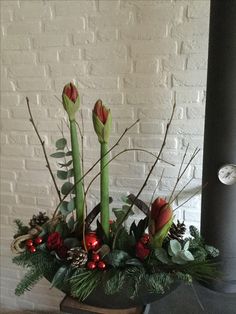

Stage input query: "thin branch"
[
  {"left": 112, "top": 103, "right": 176, "bottom": 249},
  {"left": 52, "top": 119, "right": 140, "bottom": 217},
  {"left": 168, "top": 147, "right": 200, "bottom": 204},
  {"left": 26, "top": 97, "right": 62, "bottom": 202},
  {"left": 149, "top": 169, "right": 165, "bottom": 208},
  {"left": 169, "top": 177, "right": 194, "bottom": 206},
  {"left": 173, "top": 182, "right": 208, "bottom": 212}
]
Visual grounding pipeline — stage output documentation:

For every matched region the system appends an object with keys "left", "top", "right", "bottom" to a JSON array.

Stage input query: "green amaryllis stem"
[
  {"left": 100, "top": 142, "right": 109, "bottom": 237},
  {"left": 70, "top": 120, "right": 84, "bottom": 223}
]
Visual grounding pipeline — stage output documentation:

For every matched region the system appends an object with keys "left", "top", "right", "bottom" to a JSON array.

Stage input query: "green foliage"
[
  {"left": 13, "top": 219, "right": 29, "bottom": 237},
  {"left": 154, "top": 248, "right": 170, "bottom": 264},
  {"left": 50, "top": 152, "right": 66, "bottom": 158},
  {"left": 70, "top": 269, "right": 103, "bottom": 301},
  {"left": 61, "top": 182, "right": 74, "bottom": 195},
  {"left": 50, "top": 265, "right": 73, "bottom": 291},
  {"left": 57, "top": 169, "right": 74, "bottom": 180},
  {"left": 15, "top": 268, "right": 43, "bottom": 296},
  {"left": 146, "top": 272, "right": 174, "bottom": 294},
  {"left": 106, "top": 250, "right": 130, "bottom": 268},
  {"left": 175, "top": 271, "right": 192, "bottom": 283},
  {"left": 168, "top": 240, "right": 194, "bottom": 264},
  {"left": 56, "top": 138, "right": 67, "bottom": 150},
  {"left": 59, "top": 198, "right": 75, "bottom": 217},
  {"left": 204, "top": 245, "right": 219, "bottom": 258},
  {"left": 104, "top": 270, "right": 125, "bottom": 295},
  {"left": 13, "top": 250, "right": 60, "bottom": 296}
]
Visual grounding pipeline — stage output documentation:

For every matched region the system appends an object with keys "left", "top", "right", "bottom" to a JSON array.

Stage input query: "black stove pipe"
[{"left": 201, "top": 0, "right": 236, "bottom": 293}]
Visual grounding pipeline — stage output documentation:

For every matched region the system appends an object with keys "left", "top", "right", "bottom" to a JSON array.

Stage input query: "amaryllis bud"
[
  {"left": 63, "top": 82, "right": 78, "bottom": 103},
  {"left": 149, "top": 197, "right": 174, "bottom": 248},
  {"left": 92, "top": 99, "right": 112, "bottom": 143},
  {"left": 93, "top": 100, "right": 109, "bottom": 124},
  {"left": 62, "top": 82, "right": 80, "bottom": 121},
  {"left": 151, "top": 197, "right": 172, "bottom": 233}
]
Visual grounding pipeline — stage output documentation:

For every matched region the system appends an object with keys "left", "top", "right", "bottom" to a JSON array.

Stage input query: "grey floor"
[
  {"left": 1, "top": 282, "right": 236, "bottom": 314},
  {"left": 149, "top": 282, "right": 236, "bottom": 314}
]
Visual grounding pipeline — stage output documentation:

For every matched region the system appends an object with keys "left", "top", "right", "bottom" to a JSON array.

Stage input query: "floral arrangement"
[{"left": 11, "top": 83, "right": 219, "bottom": 304}]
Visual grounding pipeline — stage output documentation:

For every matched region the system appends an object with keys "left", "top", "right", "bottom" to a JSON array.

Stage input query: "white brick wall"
[{"left": 0, "top": 0, "right": 210, "bottom": 311}]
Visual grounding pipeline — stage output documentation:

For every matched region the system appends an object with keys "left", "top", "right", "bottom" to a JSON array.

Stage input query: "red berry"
[
  {"left": 26, "top": 239, "right": 33, "bottom": 247},
  {"left": 29, "top": 246, "right": 36, "bottom": 253},
  {"left": 34, "top": 237, "right": 43, "bottom": 245},
  {"left": 91, "top": 253, "right": 100, "bottom": 262},
  {"left": 87, "top": 261, "right": 97, "bottom": 270},
  {"left": 97, "top": 260, "right": 106, "bottom": 270}
]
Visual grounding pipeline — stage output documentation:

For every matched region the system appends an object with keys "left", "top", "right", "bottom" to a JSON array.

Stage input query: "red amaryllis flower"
[
  {"left": 93, "top": 100, "right": 109, "bottom": 124},
  {"left": 135, "top": 241, "right": 150, "bottom": 260},
  {"left": 150, "top": 197, "right": 173, "bottom": 234},
  {"left": 63, "top": 82, "right": 78, "bottom": 103},
  {"left": 46, "top": 232, "right": 63, "bottom": 251}
]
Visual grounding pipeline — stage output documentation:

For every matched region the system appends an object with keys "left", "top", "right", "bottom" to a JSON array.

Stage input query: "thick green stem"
[
  {"left": 100, "top": 142, "right": 109, "bottom": 237},
  {"left": 70, "top": 120, "right": 84, "bottom": 223}
]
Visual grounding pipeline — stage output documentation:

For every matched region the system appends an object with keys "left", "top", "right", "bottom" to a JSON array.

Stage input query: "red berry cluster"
[
  {"left": 86, "top": 252, "right": 106, "bottom": 270},
  {"left": 26, "top": 237, "right": 43, "bottom": 253}
]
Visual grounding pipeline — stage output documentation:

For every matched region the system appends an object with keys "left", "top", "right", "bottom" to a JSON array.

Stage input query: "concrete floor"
[
  {"left": 149, "top": 282, "right": 236, "bottom": 314},
  {"left": 1, "top": 282, "right": 236, "bottom": 314}
]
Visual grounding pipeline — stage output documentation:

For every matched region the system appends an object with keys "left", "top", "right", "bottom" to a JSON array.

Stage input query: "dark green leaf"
[
  {"left": 130, "top": 217, "right": 149, "bottom": 241},
  {"left": 66, "top": 151, "right": 72, "bottom": 156},
  {"left": 58, "top": 160, "right": 73, "bottom": 168},
  {"left": 154, "top": 248, "right": 170, "bottom": 264},
  {"left": 61, "top": 182, "right": 74, "bottom": 195},
  {"left": 64, "top": 237, "right": 80, "bottom": 249},
  {"left": 67, "top": 216, "right": 75, "bottom": 231},
  {"left": 50, "top": 152, "right": 66, "bottom": 158},
  {"left": 50, "top": 265, "right": 68, "bottom": 288},
  {"left": 57, "top": 170, "right": 68, "bottom": 180},
  {"left": 67, "top": 168, "right": 74, "bottom": 178},
  {"left": 56, "top": 138, "right": 67, "bottom": 150}
]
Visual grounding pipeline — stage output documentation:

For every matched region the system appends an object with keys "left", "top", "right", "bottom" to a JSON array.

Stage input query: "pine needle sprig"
[{"left": 15, "top": 268, "right": 43, "bottom": 296}]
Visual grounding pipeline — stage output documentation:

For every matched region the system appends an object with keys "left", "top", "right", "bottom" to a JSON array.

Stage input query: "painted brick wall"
[{"left": 0, "top": 0, "right": 210, "bottom": 311}]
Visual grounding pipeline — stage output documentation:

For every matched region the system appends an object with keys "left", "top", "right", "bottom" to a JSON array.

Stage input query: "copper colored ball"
[
  {"left": 87, "top": 261, "right": 97, "bottom": 270},
  {"left": 29, "top": 246, "right": 36, "bottom": 253},
  {"left": 97, "top": 260, "right": 106, "bottom": 270},
  {"left": 26, "top": 239, "right": 33, "bottom": 247},
  {"left": 34, "top": 237, "right": 43, "bottom": 245}
]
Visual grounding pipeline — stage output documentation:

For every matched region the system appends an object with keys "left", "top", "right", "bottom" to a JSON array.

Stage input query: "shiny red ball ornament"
[
  {"left": 84, "top": 232, "right": 101, "bottom": 251},
  {"left": 87, "top": 261, "right": 97, "bottom": 270},
  {"left": 92, "top": 253, "right": 100, "bottom": 262},
  {"left": 97, "top": 260, "right": 106, "bottom": 270},
  {"left": 140, "top": 234, "right": 150, "bottom": 245},
  {"left": 26, "top": 239, "right": 33, "bottom": 247},
  {"left": 29, "top": 246, "right": 36, "bottom": 253},
  {"left": 34, "top": 237, "right": 43, "bottom": 245}
]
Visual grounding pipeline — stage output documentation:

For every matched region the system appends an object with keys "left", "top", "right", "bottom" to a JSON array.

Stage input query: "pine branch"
[{"left": 15, "top": 267, "right": 43, "bottom": 296}]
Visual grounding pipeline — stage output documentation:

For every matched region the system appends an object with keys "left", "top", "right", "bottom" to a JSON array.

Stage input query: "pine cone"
[
  {"left": 168, "top": 220, "right": 186, "bottom": 241},
  {"left": 67, "top": 247, "right": 88, "bottom": 268},
  {"left": 29, "top": 211, "right": 49, "bottom": 228}
]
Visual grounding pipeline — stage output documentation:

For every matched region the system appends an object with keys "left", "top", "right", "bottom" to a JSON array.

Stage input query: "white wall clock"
[{"left": 218, "top": 164, "right": 236, "bottom": 185}]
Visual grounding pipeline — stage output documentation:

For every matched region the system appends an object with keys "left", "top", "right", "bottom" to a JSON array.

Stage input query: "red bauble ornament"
[
  {"left": 84, "top": 232, "right": 101, "bottom": 251},
  {"left": 97, "top": 260, "right": 106, "bottom": 270},
  {"left": 92, "top": 253, "right": 100, "bottom": 262},
  {"left": 34, "top": 237, "right": 43, "bottom": 245},
  {"left": 29, "top": 246, "right": 36, "bottom": 253},
  {"left": 26, "top": 239, "right": 33, "bottom": 247},
  {"left": 87, "top": 261, "right": 97, "bottom": 270},
  {"left": 140, "top": 234, "right": 150, "bottom": 245}
]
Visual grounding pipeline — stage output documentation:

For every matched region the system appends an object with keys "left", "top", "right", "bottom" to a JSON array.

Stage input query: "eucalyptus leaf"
[
  {"left": 179, "top": 250, "right": 194, "bottom": 261},
  {"left": 106, "top": 250, "right": 130, "bottom": 268},
  {"left": 66, "top": 151, "right": 72, "bottom": 156},
  {"left": 61, "top": 182, "right": 74, "bottom": 195},
  {"left": 67, "top": 198, "right": 75, "bottom": 213},
  {"left": 57, "top": 170, "right": 68, "bottom": 180},
  {"left": 59, "top": 201, "right": 69, "bottom": 216},
  {"left": 169, "top": 240, "right": 182, "bottom": 256},
  {"left": 184, "top": 241, "right": 190, "bottom": 251},
  {"left": 50, "top": 152, "right": 66, "bottom": 158},
  {"left": 56, "top": 138, "right": 67, "bottom": 150},
  {"left": 58, "top": 160, "right": 73, "bottom": 168},
  {"left": 67, "top": 216, "right": 75, "bottom": 231},
  {"left": 154, "top": 248, "right": 170, "bottom": 264}
]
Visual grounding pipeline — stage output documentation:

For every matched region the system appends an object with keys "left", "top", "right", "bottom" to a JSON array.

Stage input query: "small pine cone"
[
  {"left": 168, "top": 220, "right": 186, "bottom": 241},
  {"left": 67, "top": 247, "right": 88, "bottom": 268},
  {"left": 29, "top": 211, "right": 49, "bottom": 228}
]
